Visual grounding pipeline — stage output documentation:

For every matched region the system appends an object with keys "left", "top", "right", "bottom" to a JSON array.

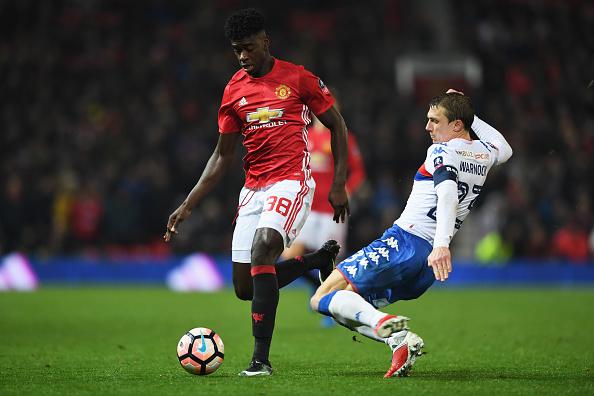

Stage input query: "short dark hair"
[
  {"left": 224, "top": 8, "right": 265, "bottom": 41},
  {"left": 429, "top": 93, "right": 475, "bottom": 131}
]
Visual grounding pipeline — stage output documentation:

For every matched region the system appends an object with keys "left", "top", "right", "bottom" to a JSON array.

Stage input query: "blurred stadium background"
[{"left": 0, "top": 0, "right": 593, "bottom": 288}]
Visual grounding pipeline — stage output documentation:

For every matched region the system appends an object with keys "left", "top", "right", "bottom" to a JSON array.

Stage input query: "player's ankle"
[
  {"left": 253, "top": 336, "right": 272, "bottom": 365},
  {"left": 251, "top": 356, "right": 271, "bottom": 366}
]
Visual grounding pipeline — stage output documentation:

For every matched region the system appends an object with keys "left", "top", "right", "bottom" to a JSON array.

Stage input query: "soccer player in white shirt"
[{"left": 310, "top": 90, "right": 513, "bottom": 377}]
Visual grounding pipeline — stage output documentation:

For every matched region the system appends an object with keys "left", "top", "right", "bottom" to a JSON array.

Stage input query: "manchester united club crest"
[{"left": 275, "top": 84, "right": 291, "bottom": 99}]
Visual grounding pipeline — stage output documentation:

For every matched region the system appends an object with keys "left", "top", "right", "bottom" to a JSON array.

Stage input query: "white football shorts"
[
  {"left": 293, "top": 210, "right": 347, "bottom": 252},
  {"left": 232, "top": 179, "right": 315, "bottom": 263}
]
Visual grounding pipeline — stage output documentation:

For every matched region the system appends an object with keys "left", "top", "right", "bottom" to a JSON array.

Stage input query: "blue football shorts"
[{"left": 336, "top": 224, "right": 435, "bottom": 308}]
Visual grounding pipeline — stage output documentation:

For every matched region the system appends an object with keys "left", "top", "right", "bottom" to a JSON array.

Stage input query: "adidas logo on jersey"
[{"left": 239, "top": 97, "right": 248, "bottom": 106}]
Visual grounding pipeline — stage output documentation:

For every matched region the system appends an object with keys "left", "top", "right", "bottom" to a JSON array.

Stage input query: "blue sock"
[{"left": 317, "top": 290, "right": 338, "bottom": 317}]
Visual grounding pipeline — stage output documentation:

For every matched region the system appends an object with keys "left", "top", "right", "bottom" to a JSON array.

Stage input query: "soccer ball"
[{"left": 176, "top": 327, "right": 225, "bottom": 375}]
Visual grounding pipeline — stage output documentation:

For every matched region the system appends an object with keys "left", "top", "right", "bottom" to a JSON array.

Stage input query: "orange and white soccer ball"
[{"left": 176, "top": 327, "right": 224, "bottom": 375}]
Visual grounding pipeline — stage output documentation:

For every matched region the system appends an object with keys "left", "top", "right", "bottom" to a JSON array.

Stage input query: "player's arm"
[
  {"left": 317, "top": 106, "right": 350, "bottom": 223},
  {"left": 164, "top": 132, "right": 240, "bottom": 241},
  {"left": 446, "top": 88, "right": 513, "bottom": 164},
  {"left": 428, "top": 162, "right": 459, "bottom": 282},
  {"left": 471, "top": 116, "right": 513, "bottom": 164}
]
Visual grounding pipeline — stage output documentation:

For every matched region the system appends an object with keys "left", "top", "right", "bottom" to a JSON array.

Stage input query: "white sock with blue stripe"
[{"left": 326, "top": 290, "right": 386, "bottom": 330}]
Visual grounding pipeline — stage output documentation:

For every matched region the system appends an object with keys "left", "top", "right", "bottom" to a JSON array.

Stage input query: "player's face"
[
  {"left": 425, "top": 105, "right": 458, "bottom": 143},
  {"left": 230, "top": 32, "right": 270, "bottom": 77}
]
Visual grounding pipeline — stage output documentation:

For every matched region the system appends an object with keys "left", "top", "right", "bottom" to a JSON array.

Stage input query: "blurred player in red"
[
  {"left": 164, "top": 8, "right": 349, "bottom": 376},
  {"left": 285, "top": 91, "right": 365, "bottom": 259},
  {"left": 283, "top": 91, "right": 365, "bottom": 317}
]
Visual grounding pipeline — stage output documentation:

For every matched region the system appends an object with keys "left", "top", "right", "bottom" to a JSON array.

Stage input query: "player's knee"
[
  {"left": 232, "top": 279, "right": 253, "bottom": 301},
  {"left": 234, "top": 286, "right": 253, "bottom": 301},
  {"left": 410, "top": 284, "right": 432, "bottom": 300},
  {"left": 251, "top": 239, "right": 283, "bottom": 264},
  {"left": 309, "top": 291, "right": 322, "bottom": 312},
  {"left": 232, "top": 262, "right": 253, "bottom": 300},
  {"left": 251, "top": 228, "right": 284, "bottom": 263}
]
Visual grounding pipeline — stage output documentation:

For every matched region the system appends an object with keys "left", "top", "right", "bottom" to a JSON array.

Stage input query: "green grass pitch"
[{"left": 1, "top": 287, "right": 593, "bottom": 395}]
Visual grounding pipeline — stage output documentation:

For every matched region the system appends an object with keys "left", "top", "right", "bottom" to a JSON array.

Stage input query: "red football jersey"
[
  {"left": 308, "top": 124, "right": 366, "bottom": 214},
  {"left": 218, "top": 58, "right": 335, "bottom": 188}
]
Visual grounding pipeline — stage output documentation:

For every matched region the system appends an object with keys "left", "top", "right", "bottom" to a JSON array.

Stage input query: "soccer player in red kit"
[{"left": 164, "top": 8, "right": 349, "bottom": 376}]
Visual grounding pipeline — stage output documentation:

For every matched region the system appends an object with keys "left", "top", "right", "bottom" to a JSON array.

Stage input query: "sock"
[
  {"left": 318, "top": 290, "right": 392, "bottom": 347},
  {"left": 354, "top": 325, "right": 388, "bottom": 343},
  {"left": 350, "top": 326, "right": 406, "bottom": 346},
  {"left": 319, "top": 292, "right": 390, "bottom": 343},
  {"left": 253, "top": 337, "right": 272, "bottom": 364},
  {"left": 327, "top": 290, "right": 386, "bottom": 329},
  {"left": 318, "top": 290, "right": 393, "bottom": 343},
  {"left": 275, "top": 256, "right": 306, "bottom": 288},
  {"left": 299, "top": 249, "right": 333, "bottom": 271},
  {"left": 250, "top": 265, "right": 279, "bottom": 364},
  {"left": 317, "top": 290, "right": 338, "bottom": 317},
  {"left": 275, "top": 250, "right": 332, "bottom": 288}
]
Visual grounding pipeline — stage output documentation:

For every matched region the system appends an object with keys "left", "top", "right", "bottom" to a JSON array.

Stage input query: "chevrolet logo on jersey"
[{"left": 246, "top": 107, "right": 284, "bottom": 124}]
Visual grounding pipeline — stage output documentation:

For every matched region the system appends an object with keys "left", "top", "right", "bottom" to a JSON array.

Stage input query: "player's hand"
[
  {"left": 328, "top": 184, "right": 350, "bottom": 223},
  {"left": 164, "top": 202, "right": 192, "bottom": 242},
  {"left": 428, "top": 246, "right": 452, "bottom": 282},
  {"left": 446, "top": 88, "right": 464, "bottom": 95}
]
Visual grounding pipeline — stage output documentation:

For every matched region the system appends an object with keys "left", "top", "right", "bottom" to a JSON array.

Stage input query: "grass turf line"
[{"left": 1, "top": 287, "right": 593, "bottom": 395}]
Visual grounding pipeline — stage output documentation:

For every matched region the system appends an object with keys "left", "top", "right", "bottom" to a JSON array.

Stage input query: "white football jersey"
[{"left": 395, "top": 138, "right": 501, "bottom": 245}]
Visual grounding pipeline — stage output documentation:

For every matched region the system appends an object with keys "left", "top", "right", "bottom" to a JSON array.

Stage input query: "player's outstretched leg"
[
  {"left": 350, "top": 325, "right": 425, "bottom": 378},
  {"left": 275, "top": 240, "right": 340, "bottom": 288},
  {"left": 384, "top": 330, "right": 425, "bottom": 378},
  {"left": 314, "top": 289, "right": 409, "bottom": 336},
  {"left": 311, "top": 274, "right": 423, "bottom": 378}
]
